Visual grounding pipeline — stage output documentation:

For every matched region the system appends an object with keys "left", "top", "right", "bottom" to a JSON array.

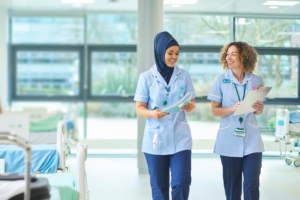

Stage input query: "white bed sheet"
[
  {"left": 290, "top": 123, "right": 300, "bottom": 133},
  {"left": 30, "top": 132, "right": 56, "bottom": 144}
]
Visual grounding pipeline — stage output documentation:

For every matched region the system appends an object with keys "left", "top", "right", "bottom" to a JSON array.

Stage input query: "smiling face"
[
  {"left": 165, "top": 46, "right": 179, "bottom": 67},
  {"left": 226, "top": 45, "right": 242, "bottom": 70}
]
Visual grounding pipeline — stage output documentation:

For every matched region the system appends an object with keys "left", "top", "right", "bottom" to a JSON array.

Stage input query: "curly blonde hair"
[{"left": 219, "top": 42, "right": 258, "bottom": 73}]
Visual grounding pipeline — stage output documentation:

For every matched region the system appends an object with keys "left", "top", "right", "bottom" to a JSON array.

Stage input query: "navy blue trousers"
[
  {"left": 144, "top": 150, "right": 191, "bottom": 200},
  {"left": 220, "top": 153, "right": 262, "bottom": 200}
]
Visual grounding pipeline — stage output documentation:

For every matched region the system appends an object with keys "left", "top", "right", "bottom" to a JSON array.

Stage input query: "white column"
[
  {"left": 0, "top": 9, "right": 8, "bottom": 108},
  {"left": 137, "top": 0, "right": 163, "bottom": 174}
]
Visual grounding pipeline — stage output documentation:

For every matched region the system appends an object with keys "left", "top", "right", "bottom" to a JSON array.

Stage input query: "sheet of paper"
[{"left": 233, "top": 87, "right": 272, "bottom": 116}]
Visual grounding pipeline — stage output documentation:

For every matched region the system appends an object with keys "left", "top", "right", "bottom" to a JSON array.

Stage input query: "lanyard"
[
  {"left": 233, "top": 83, "right": 247, "bottom": 101},
  {"left": 234, "top": 83, "right": 247, "bottom": 126}
]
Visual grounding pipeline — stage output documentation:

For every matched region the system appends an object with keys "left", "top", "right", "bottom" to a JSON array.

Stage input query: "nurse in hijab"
[{"left": 134, "top": 31, "right": 197, "bottom": 200}]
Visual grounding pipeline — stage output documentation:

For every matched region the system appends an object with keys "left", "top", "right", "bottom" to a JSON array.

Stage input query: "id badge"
[{"left": 234, "top": 128, "right": 246, "bottom": 137}]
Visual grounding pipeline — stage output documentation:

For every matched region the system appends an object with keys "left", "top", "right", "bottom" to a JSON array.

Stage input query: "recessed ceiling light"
[
  {"left": 206, "top": 31, "right": 230, "bottom": 34},
  {"left": 263, "top": 1, "right": 299, "bottom": 6},
  {"left": 269, "top": 6, "right": 278, "bottom": 8},
  {"left": 164, "top": 0, "right": 197, "bottom": 4},
  {"left": 62, "top": 0, "right": 94, "bottom": 4},
  {"left": 172, "top": 4, "right": 181, "bottom": 7},
  {"left": 73, "top": 3, "right": 82, "bottom": 7}
]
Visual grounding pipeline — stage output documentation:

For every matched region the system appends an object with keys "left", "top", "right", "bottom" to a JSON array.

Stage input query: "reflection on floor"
[
  {"left": 77, "top": 118, "right": 276, "bottom": 140},
  {"left": 67, "top": 157, "right": 300, "bottom": 200}
]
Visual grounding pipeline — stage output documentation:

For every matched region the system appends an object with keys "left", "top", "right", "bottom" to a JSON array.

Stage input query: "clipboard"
[
  {"left": 161, "top": 92, "right": 192, "bottom": 113},
  {"left": 233, "top": 86, "right": 272, "bottom": 116}
]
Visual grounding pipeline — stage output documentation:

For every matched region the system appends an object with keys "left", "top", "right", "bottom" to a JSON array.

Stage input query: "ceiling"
[{"left": 2, "top": 0, "right": 300, "bottom": 17}]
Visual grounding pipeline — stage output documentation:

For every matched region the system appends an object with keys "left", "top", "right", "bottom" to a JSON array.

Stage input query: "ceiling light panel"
[
  {"left": 263, "top": 1, "right": 299, "bottom": 6},
  {"left": 164, "top": 0, "right": 197, "bottom": 4},
  {"left": 62, "top": 0, "right": 94, "bottom": 4}
]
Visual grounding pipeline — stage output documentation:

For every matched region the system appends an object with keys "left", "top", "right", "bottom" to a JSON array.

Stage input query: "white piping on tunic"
[
  {"left": 219, "top": 124, "right": 231, "bottom": 129},
  {"left": 135, "top": 94, "right": 149, "bottom": 98},
  {"left": 177, "top": 120, "right": 188, "bottom": 125},
  {"left": 248, "top": 123, "right": 259, "bottom": 128},
  {"left": 209, "top": 94, "right": 222, "bottom": 98}
]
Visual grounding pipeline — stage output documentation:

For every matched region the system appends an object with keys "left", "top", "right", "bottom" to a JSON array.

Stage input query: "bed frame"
[
  {"left": 0, "top": 132, "right": 88, "bottom": 200},
  {"left": 275, "top": 109, "right": 300, "bottom": 167}
]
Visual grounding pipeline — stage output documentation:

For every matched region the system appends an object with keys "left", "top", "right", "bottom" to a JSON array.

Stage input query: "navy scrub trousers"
[
  {"left": 144, "top": 150, "right": 191, "bottom": 200},
  {"left": 220, "top": 152, "right": 262, "bottom": 200}
]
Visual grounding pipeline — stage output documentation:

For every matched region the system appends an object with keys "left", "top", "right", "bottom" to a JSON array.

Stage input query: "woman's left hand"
[
  {"left": 252, "top": 101, "right": 264, "bottom": 115},
  {"left": 181, "top": 99, "right": 196, "bottom": 112}
]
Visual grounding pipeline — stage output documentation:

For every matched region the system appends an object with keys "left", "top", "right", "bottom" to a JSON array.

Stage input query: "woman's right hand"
[
  {"left": 151, "top": 109, "right": 169, "bottom": 119},
  {"left": 231, "top": 101, "right": 242, "bottom": 112}
]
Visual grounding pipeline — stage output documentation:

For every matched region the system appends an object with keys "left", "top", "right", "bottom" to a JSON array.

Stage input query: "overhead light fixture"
[
  {"left": 172, "top": 4, "right": 181, "bottom": 7},
  {"left": 206, "top": 31, "right": 229, "bottom": 34},
  {"left": 61, "top": 0, "right": 94, "bottom": 4},
  {"left": 263, "top": 1, "right": 299, "bottom": 6},
  {"left": 164, "top": 0, "right": 197, "bottom": 4},
  {"left": 73, "top": 3, "right": 82, "bottom": 7},
  {"left": 269, "top": 6, "right": 278, "bottom": 8}
]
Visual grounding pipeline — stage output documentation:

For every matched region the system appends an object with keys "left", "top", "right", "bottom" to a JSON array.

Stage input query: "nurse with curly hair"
[{"left": 208, "top": 42, "right": 265, "bottom": 200}]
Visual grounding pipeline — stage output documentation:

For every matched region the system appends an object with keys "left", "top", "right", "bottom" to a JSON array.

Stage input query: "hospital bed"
[
  {"left": 0, "top": 132, "right": 88, "bottom": 200},
  {"left": 0, "top": 113, "right": 69, "bottom": 173},
  {"left": 13, "top": 106, "right": 78, "bottom": 144},
  {"left": 275, "top": 109, "right": 300, "bottom": 167}
]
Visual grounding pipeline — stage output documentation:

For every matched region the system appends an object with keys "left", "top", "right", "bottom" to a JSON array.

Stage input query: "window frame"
[
  {"left": 87, "top": 45, "right": 137, "bottom": 102},
  {"left": 10, "top": 44, "right": 85, "bottom": 101}
]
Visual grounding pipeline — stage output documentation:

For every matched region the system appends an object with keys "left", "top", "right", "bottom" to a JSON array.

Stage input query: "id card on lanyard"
[{"left": 234, "top": 83, "right": 246, "bottom": 137}]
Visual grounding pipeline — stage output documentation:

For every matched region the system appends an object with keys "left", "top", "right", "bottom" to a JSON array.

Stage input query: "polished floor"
[{"left": 67, "top": 157, "right": 300, "bottom": 200}]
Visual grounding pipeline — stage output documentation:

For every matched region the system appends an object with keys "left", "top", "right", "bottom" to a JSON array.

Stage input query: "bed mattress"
[
  {"left": 0, "top": 144, "right": 59, "bottom": 174},
  {"left": 290, "top": 123, "right": 300, "bottom": 132}
]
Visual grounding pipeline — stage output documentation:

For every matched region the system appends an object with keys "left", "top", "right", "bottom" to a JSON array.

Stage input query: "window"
[
  {"left": 12, "top": 17, "right": 84, "bottom": 44},
  {"left": 11, "top": 46, "right": 83, "bottom": 100},
  {"left": 87, "top": 14, "right": 137, "bottom": 44},
  {"left": 177, "top": 52, "right": 222, "bottom": 96},
  {"left": 164, "top": 15, "right": 231, "bottom": 45},
  {"left": 90, "top": 52, "right": 137, "bottom": 96},
  {"left": 236, "top": 18, "right": 300, "bottom": 48},
  {"left": 256, "top": 54, "right": 298, "bottom": 98}
]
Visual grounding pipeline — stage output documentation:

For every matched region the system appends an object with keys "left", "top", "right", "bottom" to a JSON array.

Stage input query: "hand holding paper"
[
  {"left": 161, "top": 92, "right": 192, "bottom": 113},
  {"left": 252, "top": 101, "right": 264, "bottom": 115},
  {"left": 233, "top": 86, "right": 272, "bottom": 116}
]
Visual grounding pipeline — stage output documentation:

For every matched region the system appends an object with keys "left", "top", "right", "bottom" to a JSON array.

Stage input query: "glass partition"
[
  {"left": 236, "top": 18, "right": 300, "bottom": 48},
  {"left": 164, "top": 15, "right": 231, "bottom": 45},
  {"left": 91, "top": 52, "right": 137, "bottom": 96},
  {"left": 16, "top": 51, "right": 80, "bottom": 96},
  {"left": 12, "top": 17, "right": 84, "bottom": 44}
]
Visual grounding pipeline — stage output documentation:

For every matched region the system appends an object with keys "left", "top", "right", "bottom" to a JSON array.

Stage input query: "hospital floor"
[{"left": 66, "top": 157, "right": 300, "bottom": 200}]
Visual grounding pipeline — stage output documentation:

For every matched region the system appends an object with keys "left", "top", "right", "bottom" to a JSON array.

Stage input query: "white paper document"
[{"left": 233, "top": 87, "right": 272, "bottom": 116}]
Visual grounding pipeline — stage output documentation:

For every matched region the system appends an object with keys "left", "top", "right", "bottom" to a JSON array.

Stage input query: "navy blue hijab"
[{"left": 154, "top": 31, "right": 179, "bottom": 85}]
